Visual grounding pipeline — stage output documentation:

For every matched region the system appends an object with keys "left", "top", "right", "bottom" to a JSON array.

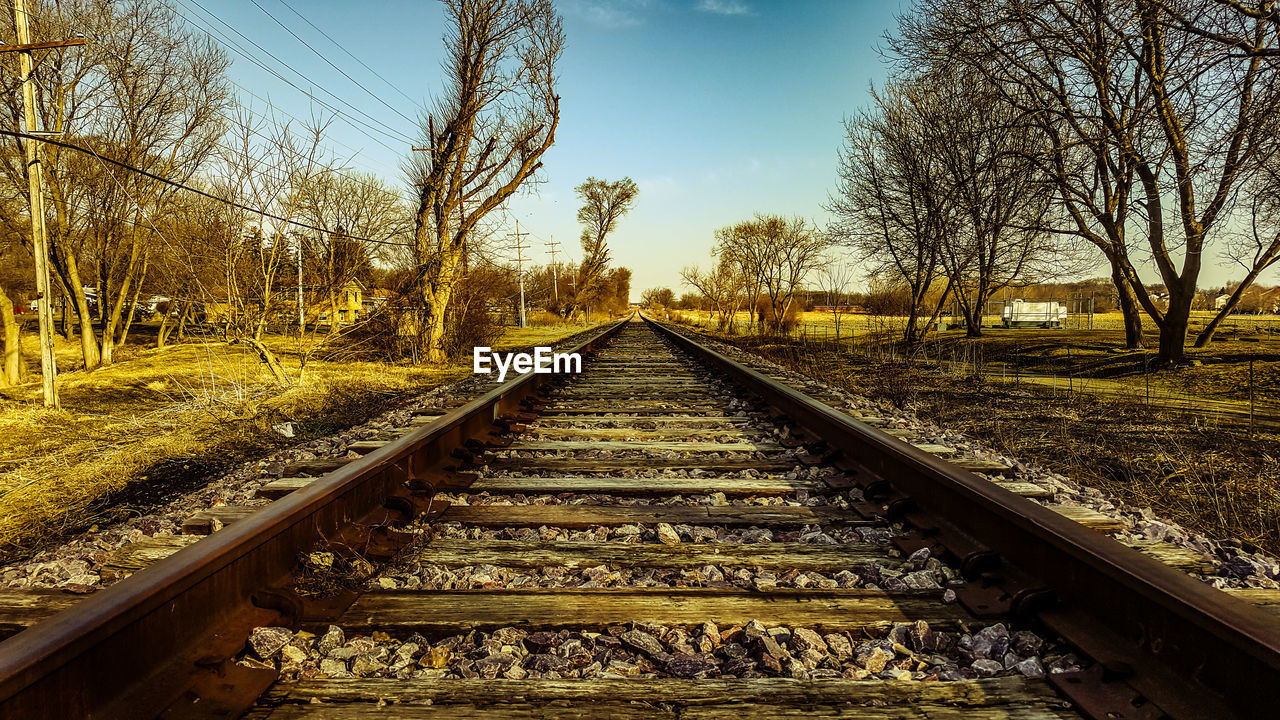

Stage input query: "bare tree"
[
  {"left": 827, "top": 79, "right": 954, "bottom": 344},
  {"left": 410, "top": 0, "right": 563, "bottom": 363},
  {"left": 681, "top": 251, "right": 745, "bottom": 332},
  {"left": 208, "top": 108, "right": 329, "bottom": 382},
  {"left": 815, "top": 256, "right": 856, "bottom": 340},
  {"left": 572, "top": 176, "right": 638, "bottom": 318},
  {"left": 900, "top": 0, "right": 1280, "bottom": 360},
  {"left": 717, "top": 215, "right": 828, "bottom": 334},
  {"left": 641, "top": 286, "right": 673, "bottom": 310},
  {"left": 0, "top": 0, "right": 229, "bottom": 370},
  {"left": 298, "top": 170, "right": 409, "bottom": 332},
  {"left": 0, "top": 231, "right": 30, "bottom": 386}
]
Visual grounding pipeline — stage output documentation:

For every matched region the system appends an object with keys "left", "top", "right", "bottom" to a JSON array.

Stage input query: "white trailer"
[{"left": 1002, "top": 299, "right": 1067, "bottom": 328}]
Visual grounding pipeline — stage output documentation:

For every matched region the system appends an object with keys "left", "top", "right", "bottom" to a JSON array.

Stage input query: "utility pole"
[
  {"left": 508, "top": 220, "right": 529, "bottom": 328},
  {"left": 5, "top": 1, "right": 86, "bottom": 409},
  {"left": 297, "top": 232, "right": 306, "bottom": 333},
  {"left": 546, "top": 236, "right": 560, "bottom": 307}
]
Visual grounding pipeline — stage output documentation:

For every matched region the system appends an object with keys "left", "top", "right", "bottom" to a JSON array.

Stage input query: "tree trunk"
[
  {"left": 118, "top": 252, "right": 149, "bottom": 350},
  {"left": 58, "top": 286, "right": 71, "bottom": 340},
  {"left": 156, "top": 306, "right": 172, "bottom": 349},
  {"left": 918, "top": 281, "right": 953, "bottom": 344},
  {"left": 100, "top": 238, "right": 146, "bottom": 365},
  {"left": 1112, "top": 266, "right": 1144, "bottom": 349},
  {"left": 236, "top": 337, "right": 290, "bottom": 384},
  {"left": 903, "top": 303, "right": 920, "bottom": 345},
  {"left": 1157, "top": 292, "right": 1193, "bottom": 364},
  {"left": 0, "top": 285, "right": 26, "bottom": 386},
  {"left": 419, "top": 243, "right": 463, "bottom": 365},
  {"left": 959, "top": 297, "right": 982, "bottom": 338},
  {"left": 50, "top": 241, "right": 101, "bottom": 370},
  {"left": 328, "top": 288, "right": 340, "bottom": 335}
]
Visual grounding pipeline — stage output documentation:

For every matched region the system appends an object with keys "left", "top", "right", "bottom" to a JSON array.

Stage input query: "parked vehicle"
[{"left": 1001, "top": 299, "right": 1067, "bottom": 328}]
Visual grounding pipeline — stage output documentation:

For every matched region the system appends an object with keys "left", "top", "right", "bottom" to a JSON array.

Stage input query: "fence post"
[
  {"left": 1250, "top": 358, "right": 1255, "bottom": 438},
  {"left": 1145, "top": 353, "right": 1150, "bottom": 406}
]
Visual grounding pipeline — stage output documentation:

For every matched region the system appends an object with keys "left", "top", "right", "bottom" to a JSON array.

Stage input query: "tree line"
[
  {"left": 832, "top": 0, "right": 1280, "bottom": 363},
  {"left": 2, "top": 0, "right": 636, "bottom": 391}
]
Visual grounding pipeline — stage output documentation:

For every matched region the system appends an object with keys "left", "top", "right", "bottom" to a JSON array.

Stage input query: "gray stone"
[
  {"left": 319, "top": 657, "right": 348, "bottom": 675},
  {"left": 656, "top": 523, "right": 681, "bottom": 545},
  {"left": 350, "top": 654, "right": 388, "bottom": 676},
  {"left": 886, "top": 623, "right": 910, "bottom": 647},
  {"left": 901, "top": 571, "right": 942, "bottom": 590},
  {"left": 970, "top": 623, "right": 1010, "bottom": 659},
  {"left": 524, "top": 631, "right": 559, "bottom": 650},
  {"left": 523, "top": 653, "right": 569, "bottom": 672},
  {"left": 394, "top": 642, "right": 422, "bottom": 661},
  {"left": 860, "top": 646, "right": 893, "bottom": 674},
  {"left": 823, "top": 633, "right": 853, "bottom": 661},
  {"left": 1010, "top": 630, "right": 1043, "bottom": 657},
  {"left": 248, "top": 627, "right": 293, "bottom": 660},
  {"left": 717, "top": 642, "right": 748, "bottom": 660},
  {"left": 328, "top": 647, "right": 359, "bottom": 662},
  {"left": 475, "top": 653, "right": 519, "bottom": 678},
  {"left": 721, "top": 658, "right": 756, "bottom": 676},
  {"left": 619, "top": 630, "right": 665, "bottom": 658},
  {"left": 1013, "top": 657, "right": 1045, "bottom": 678},
  {"left": 665, "top": 653, "right": 717, "bottom": 678},
  {"left": 970, "top": 658, "right": 1004, "bottom": 677},
  {"left": 790, "top": 627, "right": 825, "bottom": 654},
  {"left": 700, "top": 621, "right": 721, "bottom": 645},
  {"left": 606, "top": 660, "right": 640, "bottom": 676},
  {"left": 317, "top": 626, "right": 345, "bottom": 655}
]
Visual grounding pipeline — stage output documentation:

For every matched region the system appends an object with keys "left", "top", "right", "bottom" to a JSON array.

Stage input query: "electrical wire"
[
  {"left": 1, "top": 129, "right": 410, "bottom": 247},
  {"left": 170, "top": 0, "right": 415, "bottom": 152},
  {"left": 274, "top": 0, "right": 419, "bottom": 106},
  {"left": 248, "top": 0, "right": 420, "bottom": 127}
]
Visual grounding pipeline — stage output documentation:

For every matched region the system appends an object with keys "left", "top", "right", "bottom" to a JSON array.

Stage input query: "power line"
[
  {"left": 170, "top": 0, "right": 416, "bottom": 152},
  {"left": 180, "top": 0, "right": 417, "bottom": 145},
  {"left": 221, "top": 84, "right": 402, "bottom": 177},
  {"left": 274, "top": 0, "right": 419, "bottom": 106},
  {"left": 248, "top": 0, "right": 420, "bottom": 127},
  {"left": 0, "top": 129, "right": 410, "bottom": 248}
]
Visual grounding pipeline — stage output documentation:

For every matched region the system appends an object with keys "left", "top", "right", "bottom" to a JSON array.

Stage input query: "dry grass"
[
  {"left": 0, "top": 321, "right": 596, "bottom": 561},
  {"left": 720, "top": 335, "right": 1280, "bottom": 556}
]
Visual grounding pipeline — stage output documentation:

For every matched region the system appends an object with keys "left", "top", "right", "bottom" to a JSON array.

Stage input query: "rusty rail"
[
  {"left": 0, "top": 318, "right": 629, "bottom": 719},
  {"left": 647, "top": 316, "right": 1279, "bottom": 720}
]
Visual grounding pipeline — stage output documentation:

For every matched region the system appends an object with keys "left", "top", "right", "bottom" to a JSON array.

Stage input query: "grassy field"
[
  {"left": 673, "top": 310, "right": 1280, "bottom": 405},
  {"left": 711, "top": 332, "right": 1280, "bottom": 556},
  {"left": 0, "top": 320, "right": 600, "bottom": 561},
  {"left": 674, "top": 309, "right": 1280, "bottom": 340}
]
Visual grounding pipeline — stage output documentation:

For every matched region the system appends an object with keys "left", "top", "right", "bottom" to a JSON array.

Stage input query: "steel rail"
[
  {"left": 0, "top": 318, "right": 629, "bottom": 719},
  {"left": 646, "top": 316, "right": 1280, "bottom": 720}
]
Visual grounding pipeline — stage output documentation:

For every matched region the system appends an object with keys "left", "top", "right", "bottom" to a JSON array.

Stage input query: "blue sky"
[{"left": 193, "top": 0, "right": 907, "bottom": 298}]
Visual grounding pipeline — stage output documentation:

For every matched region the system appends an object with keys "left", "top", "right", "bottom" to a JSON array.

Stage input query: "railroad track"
[{"left": 0, "top": 315, "right": 1278, "bottom": 719}]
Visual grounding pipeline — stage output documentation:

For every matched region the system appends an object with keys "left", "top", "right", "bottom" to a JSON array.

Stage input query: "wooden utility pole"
[
  {"left": 509, "top": 221, "right": 529, "bottom": 328},
  {"left": 546, "top": 236, "right": 560, "bottom": 306},
  {"left": 5, "top": 0, "right": 86, "bottom": 408}
]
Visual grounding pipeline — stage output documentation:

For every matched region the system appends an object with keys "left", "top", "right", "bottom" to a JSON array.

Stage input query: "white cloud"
[
  {"left": 695, "top": 0, "right": 752, "bottom": 16},
  {"left": 561, "top": 0, "right": 654, "bottom": 28}
]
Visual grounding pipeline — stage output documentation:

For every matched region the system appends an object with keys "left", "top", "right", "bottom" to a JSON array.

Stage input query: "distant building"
[
  {"left": 361, "top": 287, "right": 394, "bottom": 315},
  {"left": 311, "top": 278, "right": 365, "bottom": 324}
]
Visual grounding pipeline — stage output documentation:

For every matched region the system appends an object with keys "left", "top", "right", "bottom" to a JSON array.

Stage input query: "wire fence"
[{"left": 673, "top": 310, "right": 1279, "bottom": 436}]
